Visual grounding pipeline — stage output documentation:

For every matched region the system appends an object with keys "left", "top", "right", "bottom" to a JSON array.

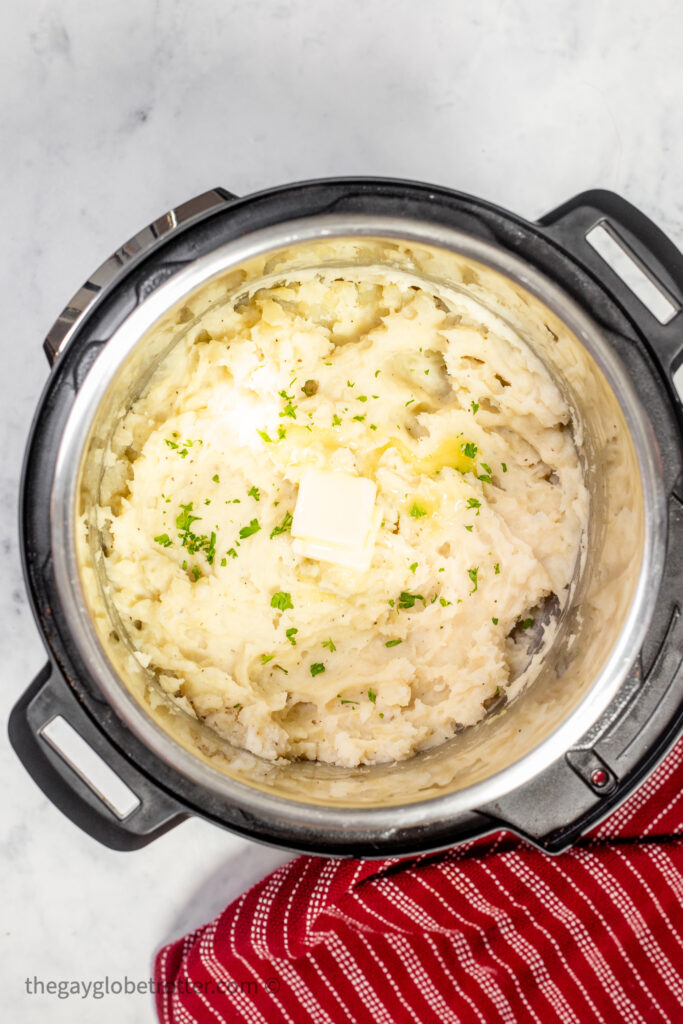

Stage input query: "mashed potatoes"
[{"left": 99, "top": 268, "right": 588, "bottom": 766}]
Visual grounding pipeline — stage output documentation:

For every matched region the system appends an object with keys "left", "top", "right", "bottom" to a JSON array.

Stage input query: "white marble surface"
[{"left": 1, "top": 0, "right": 682, "bottom": 1020}]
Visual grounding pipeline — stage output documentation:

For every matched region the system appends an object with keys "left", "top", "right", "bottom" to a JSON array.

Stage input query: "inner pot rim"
[{"left": 50, "top": 214, "right": 666, "bottom": 829}]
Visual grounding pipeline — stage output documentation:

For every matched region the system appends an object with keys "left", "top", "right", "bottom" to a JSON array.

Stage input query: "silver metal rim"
[{"left": 50, "top": 214, "right": 667, "bottom": 837}]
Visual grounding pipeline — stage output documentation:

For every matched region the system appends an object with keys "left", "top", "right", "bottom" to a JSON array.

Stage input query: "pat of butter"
[{"left": 292, "top": 468, "right": 381, "bottom": 571}]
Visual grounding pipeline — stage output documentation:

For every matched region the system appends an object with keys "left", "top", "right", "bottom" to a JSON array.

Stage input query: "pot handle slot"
[
  {"left": 539, "top": 190, "right": 683, "bottom": 404},
  {"left": 8, "top": 662, "right": 187, "bottom": 850},
  {"left": 44, "top": 186, "right": 237, "bottom": 367}
]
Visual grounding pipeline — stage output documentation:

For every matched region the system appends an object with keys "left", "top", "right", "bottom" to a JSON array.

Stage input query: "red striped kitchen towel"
[{"left": 155, "top": 736, "right": 683, "bottom": 1024}]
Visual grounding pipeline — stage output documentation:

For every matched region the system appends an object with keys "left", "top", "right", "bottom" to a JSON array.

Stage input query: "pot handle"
[
  {"left": 8, "top": 662, "right": 187, "bottom": 850},
  {"left": 44, "top": 186, "right": 237, "bottom": 366},
  {"left": 539, "top": 189, "right": 683, "bottom": 402}
]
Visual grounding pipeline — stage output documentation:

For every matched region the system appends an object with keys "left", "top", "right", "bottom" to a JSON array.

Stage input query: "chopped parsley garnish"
[
  {"left": 471, "top": 400, "right": 479, "bottom": 414},
  {"left": 374, "top": 369, "right": 381, "bottom": 377},
  {"left": 467, "top": 498, "right": 481, "bottom": 514},
  {"left": 285, "top": 627, "right": 298, "bottom": 646},
  {"left": 385, "top": 639, "right": 402, "bottom": 647},
  {"left": 176, "top": 504, "right": 217, "bottom": 564},
  {"left": 409, "top": 504, "right": 427, "bottom": 518},
  {"left": 467, "top": 567, "right": 479, "bottom": 593},
  {"left": 248, "top": 486, "right": 261, "bottom": 501},
  {"left": 357, "top": 395, "right": 368, "bottom": 403},
  {"left": 278, "top": 393, "right": 297, "bottom": 419},
  {"left": 206, "top": 532, "right": 217, "bottom": 563},
  {"left": 461, "top": 442, "right": 478, "bottom": 459},
  {"left": 339, "top": 696, "right": 358, "bottom": 705},
  {"left": 521, "top": 617, "right": 534, "bottom": 630},
  {"left": 481, "top": 462, "right": 492, "bottom": 475},
  {"left": 239, "top": 518, "right": 261, "bottom": 539},
  {"left": 166, "top": 438, "right": 201, "bottom": 458},
  {"left": 271, "top": 591, "right": 293, "bottom": 611},
  {"left": 494, "top": 562, "right": 501, "bottom": 574},
  {"left": 398, "top": 591, "right": 424, "bottom": 609},
  {"left": 346, "top": 380, "right": 355, "bottom": 388},
  {"left": 310, "top": 663, "right": 326, "bottom": 677},
  {"left": 233, "top": 703, "right": 242, "bottom": 709},
  {"left": 322, "top": 639, "right": 336, "bottom": 652},
  {"left": 220, "top": 557, "right": 227, "bottom": 567},
  {"left": 368, "top": 688, "right": 377, "bottom": 703},
  {"left": 154, "top": 533, "right": 172, "bottom": 547},
  {"left": 261, "top": 654, "right": 274, "bottom": 664},
  {"left": 409, "top": 562, "right": 418, "bottom": 573},
  {"left": 370, "top": 423, "right": 378, "bottom": 430},
  {"left": 440, "top": 597, "right": 452, "bottom": 607},
  {"left": 212, "top": 474, "right": 220, "bottom": 483},
  {"left": 226, "top": 548, "right": 238, "bottom": 559},
  {"left": 405, "top": 399, "right": 415, "bottom": 407},
  {"left": 277, "top": 426, "right": 287, "bottom": 440},
  {"left": 176, "top": 503, "right": 200, "bottom": 535},
  {"left": 274, "top": 665, "right": 289, "bottom": 674},
  {"left": 478, "top": 473, "right": 492, "bottom": 484},
  {"left": 257, "top": 429, "right": 273, "bottom": 443},
  {"left": 332, "top": 414, "right": 342, "bottom": 427},
  {"left": 270, "top": 510, "right": 293, "bottom": 539},
  {"left": 502, "top": 462, "right": 508, "bottom": 473},
  {"left": 189, "top": 565, "right": 202, "bottom": 582},
  {"left": 464, "top": 524, "right": 473, "bottom": 532},
  {"left": 492, "top": 617, "right": 499, "bottom": 625},
  {"left": 353, "top": 414, "right": 366, "bottom": 422}
]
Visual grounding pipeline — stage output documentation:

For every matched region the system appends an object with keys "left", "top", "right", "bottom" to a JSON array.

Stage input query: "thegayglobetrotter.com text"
[{"left": 25, "top": 975, "right": 281, "bottom": 1000}]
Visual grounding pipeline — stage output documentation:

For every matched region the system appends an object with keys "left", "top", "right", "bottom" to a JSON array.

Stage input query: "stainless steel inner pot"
[{"left": 50, "top": 215, "right": 665, "bottom": 836}]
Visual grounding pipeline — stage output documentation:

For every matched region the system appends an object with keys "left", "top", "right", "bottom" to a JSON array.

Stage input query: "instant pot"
[{"left": 9, "top": 179, "right": 683, "bottom": 855}]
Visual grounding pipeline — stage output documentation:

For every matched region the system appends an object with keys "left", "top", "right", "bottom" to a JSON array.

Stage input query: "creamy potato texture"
[{"left": 100, "top": 270, "right": 588, "bottom": 766}]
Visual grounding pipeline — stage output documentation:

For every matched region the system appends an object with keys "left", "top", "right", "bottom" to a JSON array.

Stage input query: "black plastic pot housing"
[{"left": 9, "top": 179, "right": 683, "bottom": 854}]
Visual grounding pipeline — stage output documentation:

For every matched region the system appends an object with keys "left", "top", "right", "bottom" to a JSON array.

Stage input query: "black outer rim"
[{"left": 16, "top": 177, "right": 683, "bottom": 855}]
